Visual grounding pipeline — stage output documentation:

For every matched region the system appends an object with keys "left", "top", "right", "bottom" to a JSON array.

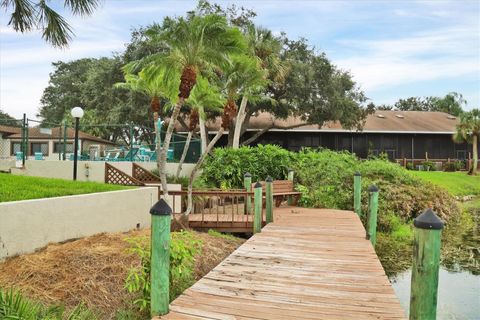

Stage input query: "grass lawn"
[
  {"left": 0, "top": 173, "right": 130, "bottom": 203},
  {"left": 410, "top": 171, "right": 480, "bottom": 196}
]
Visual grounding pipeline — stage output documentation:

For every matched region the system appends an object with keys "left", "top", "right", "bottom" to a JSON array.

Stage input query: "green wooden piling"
[
  {"left": 244, "top": 173, "right": 252, "bottom": 215},
  {"left": 253, "top": 182, "right": 263, "bottom": 233},
  {"left": 265, "top": 176, "right": 274, "bottom": 223},
  {"left": 150, "top": 199, "right": 172, "bottom": 317},
  {"left": 287, "top": 169, "right": 294, "bottom": 205},
  {"left": 409, "top": 208, "right": 444, "bottom": 320},
  {"left": 366, "top": 185, "right": 379, "bottom": 247},
  {"left": 354, "top": 172, "right": 362, "bottom": 217}
]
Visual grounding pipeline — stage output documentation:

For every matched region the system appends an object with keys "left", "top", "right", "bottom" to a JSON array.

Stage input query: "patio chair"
[
  {"left": 104, "top": 152, "right": 120, "bottom": 162},
  {"left": 34, "top": 152, "right": 44, "bottom": 160},
  {"left": 119, "top": 147, "right": 139, "bottom": 161}
]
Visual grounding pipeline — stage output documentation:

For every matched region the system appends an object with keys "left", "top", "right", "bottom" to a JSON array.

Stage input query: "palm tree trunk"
[
  {"left": 472, "top": 134, "right": 478, "bottom": 175},
  {"left": 184, "top": 128, "right": 224, "bottom": 216},
  {"left": 153, "top": 112, "right": 161, "bottom": 175},
  {"left": 232, "top": 96, "right": 248, "bottom": 149},
  {"left": 199, "top": 116, "right": 207, "bottom": 154},
  {"left": 176, "top": 130, "right": 193, "bottom": 179},
  {"left": 159, "top": 99, "right": 184, "bottom": 202}
]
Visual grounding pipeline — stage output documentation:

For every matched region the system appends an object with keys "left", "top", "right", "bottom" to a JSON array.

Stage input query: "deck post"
[
  {"left": 253, "top": 182, "right": 263, "bottom": 233},
  {"left": 354, "top": 172, "right": 362, "bottom": 217},
  {"left": 287, "top": 168, "right": 294, "bottom": 205},
  {"left": 409, "top": 208, "right": 444, "bottom": 320},
  {"left": 265, "top": 176, "right": 274, "bottom": 223},
  {"left": 244, "top": 173, "right": 252, "bottom": 215},
  {"left": 366, "top": 185, "right": 379, "bottom": 246},
  {"left": 150, "top": 199, "right": 172, "bottom": 317}
]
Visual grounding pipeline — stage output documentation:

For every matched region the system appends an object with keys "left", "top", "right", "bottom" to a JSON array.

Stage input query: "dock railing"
[{"left": 160, "top": 189, "right": 262, "bottom": 232}]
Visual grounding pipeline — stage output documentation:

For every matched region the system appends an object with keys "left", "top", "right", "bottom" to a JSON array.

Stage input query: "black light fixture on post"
[{"left": 70, "top": 106, "right": 84, "bottom": 180}]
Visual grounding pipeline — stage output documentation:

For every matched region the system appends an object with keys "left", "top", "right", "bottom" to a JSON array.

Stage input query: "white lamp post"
[{"left": 71, "top": 107, "right": 84, "bottom": 180}]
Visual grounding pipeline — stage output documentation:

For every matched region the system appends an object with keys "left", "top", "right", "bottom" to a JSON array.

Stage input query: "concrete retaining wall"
[
  {"left": 0, "top": 187, "right": 167, "bottom": 260},
  {"left": 6, "top": 160, "right": 195, "bottom": 182}
]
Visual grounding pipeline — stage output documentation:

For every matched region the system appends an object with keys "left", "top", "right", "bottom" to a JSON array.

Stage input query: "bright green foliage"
[
  {"left": 0, "top": 173, "right": 128, "bottom": 203},
  {"left": 293, "top": 149, "right": 358, "bottom": 209},
  {"left": 207, "top": 229, "right": 237, "bottom": 241},
  {"left": 410, "top": 171, "right": 480, "bottom": 196},
  {"left": 0, "top": 288, "right": 97, "bottom": 320},
  {"left": 201, "top": 146, "right": 460, "bottom": 224},
  {"left": 201, "top": 144, "right": 293, "bottom": 188},
  {"left": 124, "top": 231, "right": 202, "bottom": 312}
]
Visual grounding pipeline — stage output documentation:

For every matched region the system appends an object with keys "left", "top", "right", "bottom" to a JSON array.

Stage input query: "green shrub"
[
  {"left": 201, "top": 145, "right": 293, "bottom": 188},
  {"left": 201, "top": 146, "right": 460, "bottom": 225},
  {"left": 124, "top": 231, "right": 202, "bottom": 312},
  {"left": 444, "top": 162, "right": 456, "bottom": 172},
  {"left": 0, "top": 288, "right": 96, "bottom": 320},
  {"left": 421, "top": 160, "right": 436, "bottom": 171},
  {"left": 292, "top": 149, "right": 357, "bottom": 209}
]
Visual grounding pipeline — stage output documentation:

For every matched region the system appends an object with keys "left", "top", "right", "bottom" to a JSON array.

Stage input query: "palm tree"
[
  {"left": 232, "top": 26, "right": 287, "bottom": 148},
  {"left": 115, "top": 65, "right": 178, "bottom": 173},
  {"left": 176, "top": 76, "right": 224, "bottom": 178},
  {"left": 144, "top": 14, "right": 245, "bottom": 197},
  {"left": 454, "top": 109, "right": 480, "bottom": 175},
  {"left": 2, "top": 0, "right": 100, "bottom": 47}
]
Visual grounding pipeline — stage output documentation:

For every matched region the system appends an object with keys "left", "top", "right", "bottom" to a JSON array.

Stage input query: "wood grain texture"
[{"left": 159, "top": 207, "right": 405, "bottom": 319}]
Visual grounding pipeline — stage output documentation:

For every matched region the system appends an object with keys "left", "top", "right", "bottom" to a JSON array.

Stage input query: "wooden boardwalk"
[{"left": 160, "top": 207, "right": 406, "bottom": 319}]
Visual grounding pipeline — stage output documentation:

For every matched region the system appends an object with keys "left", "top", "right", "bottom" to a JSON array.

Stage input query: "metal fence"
[{"left": 0, "top": 115, "right": 201, "bottom": 164}]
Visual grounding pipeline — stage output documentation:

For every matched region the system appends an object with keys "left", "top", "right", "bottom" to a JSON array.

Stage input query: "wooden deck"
[{"left": 160, "top": 207, "right": 405, "bottom": 319}]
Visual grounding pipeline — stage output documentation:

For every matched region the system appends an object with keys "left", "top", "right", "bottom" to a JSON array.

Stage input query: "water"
[{"left": 391, "top": 268, "right": 480, "bottom": 319}]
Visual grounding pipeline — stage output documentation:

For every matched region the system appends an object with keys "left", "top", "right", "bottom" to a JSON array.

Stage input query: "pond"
[
  {"left": 391, "top": 268, "right": 479, "bottom": 319},
  {"left": 387, "top": 208, "right": 479, "bottom": 319}
]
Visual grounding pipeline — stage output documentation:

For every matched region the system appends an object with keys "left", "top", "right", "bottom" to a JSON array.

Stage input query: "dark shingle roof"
[{"left": 185, "top": 111, "right": 459, "bottom": 134}]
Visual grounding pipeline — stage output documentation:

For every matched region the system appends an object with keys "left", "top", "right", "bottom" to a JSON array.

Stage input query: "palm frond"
[
  {"left": 63, "top": 0, "right": 100, "bottom": 16},
  {"left": 37, "top": 1, "right": 74, "bottom": 48},
  {"left": 5, "top": 0, "right": 36, "bottom": 32}
]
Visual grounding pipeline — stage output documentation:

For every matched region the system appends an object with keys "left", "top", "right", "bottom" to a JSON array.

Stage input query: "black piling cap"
[
  {"left": 354, "top": 171, "right": 361, "bottom": 176},
  {"left": 149, "top": 199, "right": 172, "bottom": 216},
  {"left": 244, "top": 172, "right": 252, "bottom": 178},
  {"left": 266, "top": 176, "right": 273, "bottom": 182},
  {"left": 254, "top": 181, "right": 263, "bottom": 188},
  {"left": 368, "top": 185, "right": 379, "bottom": 193},
  {"left": 414, "top": 208, "right": 444, "bottom": 230}
]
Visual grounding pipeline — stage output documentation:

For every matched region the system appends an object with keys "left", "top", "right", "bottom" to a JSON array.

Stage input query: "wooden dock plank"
[{"left": 161, "top": 207, "right": 405, "bottom": 319}]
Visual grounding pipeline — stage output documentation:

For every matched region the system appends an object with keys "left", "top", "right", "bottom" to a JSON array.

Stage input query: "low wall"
[
  {"left": 0, "top": 159, "right": 15, "bottom": 172},
  {"left": 8, "top": 160, "right": 195, "bottom": 182},
  {"left": 0, "top": 188, "right": 164, "bottom": 260}
]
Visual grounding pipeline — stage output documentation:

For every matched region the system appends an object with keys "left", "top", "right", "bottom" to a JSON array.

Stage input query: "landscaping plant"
[{"left": 124, "top": 231, "right": 202, "bottom": 312}]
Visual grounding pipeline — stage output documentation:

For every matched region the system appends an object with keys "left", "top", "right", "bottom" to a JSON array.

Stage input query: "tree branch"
[{"left": 241, "top": 122, "right": 310, "bottom": 146}]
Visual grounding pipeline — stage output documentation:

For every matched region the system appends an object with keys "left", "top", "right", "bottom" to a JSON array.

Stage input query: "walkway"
[{"left": 160, "top": 207, "right": 406, "bottom": 319}]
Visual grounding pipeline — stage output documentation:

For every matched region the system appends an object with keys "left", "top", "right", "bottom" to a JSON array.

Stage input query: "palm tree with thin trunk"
[
  {"left": 115, "top": 65, "right": 178, "bottom": 174},
  {"left": 176, "top": 76, "right": 224, "bottom": 179},
  {"left": 144, "top": 14, "right": 245, "bottom": 200},
  {"left": 454, "top": 109, "right": 480, "bottom": 175},
  {"left": 231, "top": 26, "right": 288, "bottom": 148}
]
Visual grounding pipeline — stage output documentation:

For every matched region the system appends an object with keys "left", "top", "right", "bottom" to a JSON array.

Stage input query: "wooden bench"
[{"left": 253, "top": 180, "right": 302, "bottom": 207}]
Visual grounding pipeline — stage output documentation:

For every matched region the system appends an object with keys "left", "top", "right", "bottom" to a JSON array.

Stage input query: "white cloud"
[{"left": 335, "top": 25, "right": 480, "bottom": 92}]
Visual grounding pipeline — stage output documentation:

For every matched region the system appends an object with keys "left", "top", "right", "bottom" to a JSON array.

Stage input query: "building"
[
  {"left": 200, "top": 111, "right": 477, "bottom": 164},
  {"left": 0, "top": 125, "right": 116, "bottom": 160}
]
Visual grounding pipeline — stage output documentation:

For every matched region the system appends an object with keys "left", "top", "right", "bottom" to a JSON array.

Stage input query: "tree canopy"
[{"left": 374, "top": 92, "right": 466, "bottom": 116}]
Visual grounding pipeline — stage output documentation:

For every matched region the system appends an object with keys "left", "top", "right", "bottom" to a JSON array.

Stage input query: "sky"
[{"left": 0, "top": 0, "right": 479, "bottom": 119}]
